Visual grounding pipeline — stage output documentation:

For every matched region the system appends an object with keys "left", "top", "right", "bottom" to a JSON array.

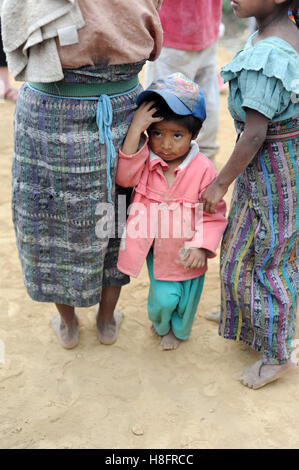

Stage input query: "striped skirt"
[
  {"left": 219, "top": 116, "right": 299, "bottom": 362},
  {"left": 12, "top": 77, "right": 142, "bottom": 307}
]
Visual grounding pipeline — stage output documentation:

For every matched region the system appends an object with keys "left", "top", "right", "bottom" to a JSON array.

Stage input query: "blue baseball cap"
[{"left": 136, "top": 73, "right": 206, "bottom": 123}]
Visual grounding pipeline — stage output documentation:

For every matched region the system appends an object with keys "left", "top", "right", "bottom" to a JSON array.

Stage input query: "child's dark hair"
[
  {"left": 143, "top": 94, "right": 203, "bottom": 138},
  {"left": 286, "top": 0, "right": 299, "bottom": 27}
]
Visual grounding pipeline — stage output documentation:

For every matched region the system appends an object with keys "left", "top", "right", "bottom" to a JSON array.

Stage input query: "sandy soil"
[{"left": 0, "top": 48, "right": 299, "bottom": 449}]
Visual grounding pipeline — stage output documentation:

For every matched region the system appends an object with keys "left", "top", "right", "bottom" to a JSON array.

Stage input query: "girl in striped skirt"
[{"left": 201, "top": 0, "right": 299, "bottom": 389}]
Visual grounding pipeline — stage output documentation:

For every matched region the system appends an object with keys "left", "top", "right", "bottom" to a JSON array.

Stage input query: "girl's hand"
[
  {"left": 131, "top": 101, "right": 163, "bottom": 135},
  {"left": 200, "top": 180, "right": 228, "bottom": 214},
  {"left": 181, "top": 248, "right": 207, "bottom": 269}
]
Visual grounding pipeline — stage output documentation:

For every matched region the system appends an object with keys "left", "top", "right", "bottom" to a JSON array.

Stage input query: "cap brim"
[{"left": 136, "top": 90, "right": 191, "bottom": 116}]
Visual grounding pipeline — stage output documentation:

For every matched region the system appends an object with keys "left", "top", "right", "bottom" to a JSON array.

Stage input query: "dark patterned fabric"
[
  {"left": 62, "top": 62, "right": 145, "bottom": 84},
  {"left": 12, "top": 65, "right": 142, "bottom": 307}
]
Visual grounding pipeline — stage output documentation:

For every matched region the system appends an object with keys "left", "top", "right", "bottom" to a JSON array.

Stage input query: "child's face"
[
  {"left": 231, "top": 0, "right": 282, "bottom": 18},
  {"left": 148, "top": 120, "right": 193, "bottom": 165}
]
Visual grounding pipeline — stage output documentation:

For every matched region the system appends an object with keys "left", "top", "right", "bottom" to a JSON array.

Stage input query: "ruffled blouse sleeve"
[{"left": 220, "top": 37, "right": 299, "bottom": 122}]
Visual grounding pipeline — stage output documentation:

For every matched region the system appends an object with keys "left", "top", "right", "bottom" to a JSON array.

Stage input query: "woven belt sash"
[{"left": 28, "top": 76, "right": 139, "bottom": 203}]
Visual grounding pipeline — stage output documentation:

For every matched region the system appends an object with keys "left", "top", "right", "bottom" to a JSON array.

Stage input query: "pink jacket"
[
  {"left": 159, "top": 0, "right": 222, "bottom": 51},
  {"left": 116, "top": 140, "right": 227, "bottom": 281}
]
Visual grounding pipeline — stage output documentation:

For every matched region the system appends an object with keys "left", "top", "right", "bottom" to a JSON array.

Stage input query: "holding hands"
[
  {"left": 200, "top": 180, "right": 228, "bottom": 214},
  {"left": 200, "top": 109, "right": 270, "bottom": 213}
]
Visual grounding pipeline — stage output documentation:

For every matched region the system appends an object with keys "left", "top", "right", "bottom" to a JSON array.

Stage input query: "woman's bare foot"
[
  {"left": 204, "top": 309, "right": 220, "bottom": 322},
  {"left": 240, "top": 359, "right": 297, "bottom": 390},
  {"left": 96, "top": 286, "right": 122, "bottom": 345},
  {"left": 51, "top": 314, "right": 79, "bottom": 349},
  {"left": 96, "top": 308, "right": 123, "bottom": 345},
  {"left": 160, "top": 329, "right": 181, "bottom": 351}
]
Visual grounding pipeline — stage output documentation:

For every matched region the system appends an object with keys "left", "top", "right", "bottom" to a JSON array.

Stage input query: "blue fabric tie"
[
  {"left": 27, "top": 82, "right": 139, "bottom": 205},
  {"left": 96, "top": 95, "right": 116, "bottom": 203}
]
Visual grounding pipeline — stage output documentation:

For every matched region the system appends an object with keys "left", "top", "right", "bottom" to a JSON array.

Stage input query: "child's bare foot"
[
  {"left": 239, "top": 359, "right": 297, "bottom": 390},
  {"left": 151, "top": 323, "right": 160, "bottom": 337},
  {"left": 96, "top": 308, "right": 123, "bottom": 345},
  {"left": 160, "top": 329, "right": 181, "bottom": 351},
  {"left": 51, "top": 314, "right": 79, "bottom": 349},
  {"left": 204, "top": 309, "right": 220, "bottom": 322}
]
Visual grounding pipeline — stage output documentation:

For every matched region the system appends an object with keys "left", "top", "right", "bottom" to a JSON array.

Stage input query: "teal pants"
[{"left": 146, "top": 250, "right": 205, "bottom": 340}]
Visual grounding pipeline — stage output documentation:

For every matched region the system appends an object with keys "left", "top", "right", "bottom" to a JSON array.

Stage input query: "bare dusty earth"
[{"left": 0, "top": 48, "right": 299, "bottom": 449}]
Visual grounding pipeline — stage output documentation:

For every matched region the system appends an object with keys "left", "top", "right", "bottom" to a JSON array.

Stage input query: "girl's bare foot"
[
  {"left": 204, "top": 309, "right": 220, "bottom": 322},
  {"left": 96, "top": 308, "right": 123, "bottom": 345},
  {"left": 239, "top": 359, "right": 297, "bottom": 390},
  {"left": 51, "top": 314, "right": 79, "bottom": 349},
  {"left": 160, "top": 329, "right": 181, "bottom": 351}
]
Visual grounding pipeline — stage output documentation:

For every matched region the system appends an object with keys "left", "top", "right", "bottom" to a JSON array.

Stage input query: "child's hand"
[
  {"left": 181, "top": 248, "right": 207, "bottom": 269},
  {"left": 121, "top": 101, "right": 163, "bottom": 156},
  {"left": 131, "top": 101, "right": 163, "bottom": 135}
]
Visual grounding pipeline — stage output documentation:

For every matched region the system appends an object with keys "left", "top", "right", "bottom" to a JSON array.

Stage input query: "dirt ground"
[{"left": 0, "top": 48, "right": 299, "bottom": 450}]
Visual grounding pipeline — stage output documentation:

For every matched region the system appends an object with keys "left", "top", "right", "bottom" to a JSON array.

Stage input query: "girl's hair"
[
  {"left": 286, "top": 0, "right": 299, "bottom": 28},
  {"left": 144, "top": 95, "right": 203, "bottom": 138}
]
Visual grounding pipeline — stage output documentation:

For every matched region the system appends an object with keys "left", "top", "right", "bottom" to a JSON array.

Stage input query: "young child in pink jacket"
[{"left": 116, "top": 73, "right": 227, "bottom": 350}]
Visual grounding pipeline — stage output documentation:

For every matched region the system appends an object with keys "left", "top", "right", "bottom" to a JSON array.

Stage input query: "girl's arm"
[{"left": 200, "top": 109, "right": 269, "bottom": 213}]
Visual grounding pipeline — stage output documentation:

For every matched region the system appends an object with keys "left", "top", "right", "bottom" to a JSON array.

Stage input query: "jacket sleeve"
[
  {"left": 184, "top": 164, "right": 227, "bottom": 256},
  {"left": 115, "top": 138, "right": 150, "bottom": 188}
]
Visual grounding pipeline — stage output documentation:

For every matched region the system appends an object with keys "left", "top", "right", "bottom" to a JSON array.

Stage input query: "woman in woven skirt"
[
  {"left": 8, "top": 0, "right": 163, "bottom": 348},
  {"left": 201, "top": 0, "right": 299, "bottom": 389}
]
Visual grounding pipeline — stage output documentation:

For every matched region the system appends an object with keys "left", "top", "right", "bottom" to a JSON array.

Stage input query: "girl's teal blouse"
[{"left": 221, "top": 33, "right": 299, "bottom": 123}]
